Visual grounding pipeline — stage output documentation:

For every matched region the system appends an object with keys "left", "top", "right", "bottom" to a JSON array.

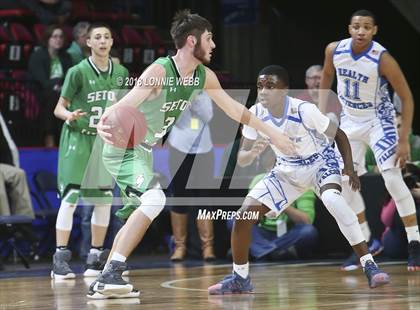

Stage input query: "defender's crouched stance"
[{"left": 208, "top": 65, "right": 390, "bottom": 294}]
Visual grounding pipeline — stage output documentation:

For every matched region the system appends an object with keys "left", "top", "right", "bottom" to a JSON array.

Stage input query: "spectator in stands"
[
  {"left": 28, "top": 25, "right": 72, "bottom": 147},
  {"left": 0, "top": 111, "right": 34, "bottom": 219},
  {"left": 21, "top": 0, "right": 71, "bottom": 25},
  {"left": 227, "top": 146, "right": 318, "bottom": 260},
  {"left": 296, "top": 64, "right": 341, "bottom": 121},
  {"left": 67, "top": 21, "right": 90, "bottom": 65},
  {"left": 167, "top": 91, "right": 216, "bottom": 262}
]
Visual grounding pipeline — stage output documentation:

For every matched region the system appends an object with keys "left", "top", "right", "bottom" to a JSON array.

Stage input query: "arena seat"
[{"left": 9, "top": 23, "right": 34, "bottom": 66}]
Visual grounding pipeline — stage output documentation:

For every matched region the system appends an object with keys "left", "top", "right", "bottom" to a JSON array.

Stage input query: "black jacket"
[{"left": 28, "top": 47, "right": 73, "bottom": 91}]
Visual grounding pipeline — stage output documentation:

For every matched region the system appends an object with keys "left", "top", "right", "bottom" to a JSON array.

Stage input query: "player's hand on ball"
[
  {"left": 96, "top": 106, "right": 115, "bottom": 145},
  {"left": 342, "top": 167, "right": 360, "bottom": 191},
  {"left": 67, "top": 109, "right": 86, "bottom": 122},
  {"left": 269, "top": 132, "right": 296, "bottom": 155}
]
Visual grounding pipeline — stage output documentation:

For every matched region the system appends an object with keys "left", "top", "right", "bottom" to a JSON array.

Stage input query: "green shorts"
[
  {"left": 102, "top": 143, "right": 155, "bottom": 206},
  {"left": 58, "top": 124, "right": 113, "bottom": 204}
]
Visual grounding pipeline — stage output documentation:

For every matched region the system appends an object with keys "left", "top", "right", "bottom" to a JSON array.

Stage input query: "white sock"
[
  {"left": 111, "top": 252, "right": 126, "bottom": 262},
  {"left": 90, "top": 248, "right": 101, "bottom": 255},
  {"left": 360, "top": 253, "right": 374, "bottom": 268},
  {"left": 360, "top": 222, "right": 371, "bottom": 242},
  {"left": 233, "top": 262, "right": 249, "bottom": 279},
  {"left": 405, "top": 225, "right": 420, "bottom": 242}
]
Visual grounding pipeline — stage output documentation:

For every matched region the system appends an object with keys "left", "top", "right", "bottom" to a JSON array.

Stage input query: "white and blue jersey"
[
  {"left": 334, "top": 38, "right": 392, "bottom": 121},
  {"left": 333, "top": 38, "right": 398, "bottom": 174},
  {"left": 244, "top": 96, "right": 342, "bottom": 218}
]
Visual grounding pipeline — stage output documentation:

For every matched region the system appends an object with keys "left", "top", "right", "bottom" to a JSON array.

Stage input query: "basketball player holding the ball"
[
  {"left": 53, "top": 23, "right": 129, "bottom": 279},
  {"left": 88, "top": 10, "right": 295, "bottom": 299}
]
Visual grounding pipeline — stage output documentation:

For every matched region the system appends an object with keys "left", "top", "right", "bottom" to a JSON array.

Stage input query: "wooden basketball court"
[{"left": 0, "top": 262, "right": 419, "bottom": 309}]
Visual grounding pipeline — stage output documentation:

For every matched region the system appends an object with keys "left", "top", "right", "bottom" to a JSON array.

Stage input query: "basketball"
[{"left": 102, "top": 104, "right": 147, "bottom": 149}]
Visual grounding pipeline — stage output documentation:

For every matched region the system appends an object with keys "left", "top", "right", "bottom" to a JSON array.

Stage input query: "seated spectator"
[
  {"left": 67, "top": 21, "right": 90, "bottom": 65},
  {"left": 28, "top": 25, "right": 72, "bottom": 147},
  {"left": 0, "top": 111, "right": 34, "bottom": 219},
  {"left": 0, "top": 163, "right": 35, "bottom": 219}
]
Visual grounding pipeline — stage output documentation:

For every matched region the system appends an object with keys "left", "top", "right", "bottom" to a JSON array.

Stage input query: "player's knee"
[
  {"left": 91, "top": 204, "right": 111, "bottom": 227},
  {"left": 321, "top": 189, "right": 358, "bottom": 227},
  {"left": 383, "top": 168, "right": 416, "bottom": 217},
  {"left": 382, "top": 168, "right": 410, "bottom": 199},
  {"left": 55, "top": 202, "right": 76, "bottom": 230},
  {"left": 139, "top": 189, "right": 166, "bottom": 221}
]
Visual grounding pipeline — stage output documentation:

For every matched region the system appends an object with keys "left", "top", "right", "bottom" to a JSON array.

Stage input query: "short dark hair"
[
  {"left": 258, "top": 65, "right": 289, "bottom": 86},
  {"left": 170, "top": 9, "right": 212, "bottom": 49},
  {"left": 87, "top": 22, "right": 112, "bottom": 37},
  {"left": 42, "top": 25, "right": 65, "bottom": 47},
  {"left": 350, "top": 9, "right": 376, "bottom": 25}
]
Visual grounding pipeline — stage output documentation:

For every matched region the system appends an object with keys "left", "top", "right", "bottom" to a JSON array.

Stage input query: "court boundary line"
[{"left": 160, "top": 260, "right": 407, "bottom": 292}]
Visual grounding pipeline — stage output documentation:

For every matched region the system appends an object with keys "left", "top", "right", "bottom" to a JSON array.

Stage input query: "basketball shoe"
[
  {"left": 83, "top": 249, "right": 110, "bottom": 277},
  {"left": 87, "top": 260, "right": 139, "bottom": 299},
  {"left": 363, "top": 261, "right": 390, "bottom": 288},
  {"left": 51, "top": 249, "right": 76, "bottom": 280},
  {"left": 407, "top": 240, "right": 420, "bottom": 271},
  {"left": 208, "top": 272, "right": 254, "bottom": 295}
]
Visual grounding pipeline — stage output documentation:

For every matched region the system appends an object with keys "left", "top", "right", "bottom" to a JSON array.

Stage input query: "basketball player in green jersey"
[
  {"left": 53, "top": 23, "right": 128, "bottom": 280},
  {"left": 87, "top": 11, "right": 294, "bottom": 299}
]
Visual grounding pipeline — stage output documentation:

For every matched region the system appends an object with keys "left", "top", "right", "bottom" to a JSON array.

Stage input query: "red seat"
[
  {"left": 142, "top": 27, "right": 163, "bottom": 46},
  {"left": 33, "top": 24, "right": 46, "bottom": 42},
  {"left": 62, "top": 25, "right": 73, "bottom": 42},
  {"left": 10, "top": 23, "right": 34, "bottom": 43},
  {"left": 121, "top": 26, "right": 145, "bottom": 45},
  {"left": 0, "top": 9, "right": 33, "bottom": 19}
]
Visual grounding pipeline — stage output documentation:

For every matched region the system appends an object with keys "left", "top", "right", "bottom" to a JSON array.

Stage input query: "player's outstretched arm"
[
  {"left": 335, "top": 127, "right": 360, "bottom": 191},
  {"left": 380, "top": 52, "right": 414, "bottom": 167},
  {"left": 54, "top": 97, "right": 86, "bottom": 122},
  {"left": 237, "top": 136, "right": 268, "bottom": 167},
  {"left": 204, "top": 68, "right": 295, "bottom": 155},
  {"left": 319, "top": 42, "right": 338, "bottom": 114}
]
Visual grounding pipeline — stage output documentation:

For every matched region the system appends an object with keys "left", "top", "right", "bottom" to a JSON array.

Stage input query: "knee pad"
[
  {"left": 139, "top": 189, "right": 166, "bottom": 221},
  {"left": 56, "top": 202, "right": 76, "bottom": 231},
  {"left": 321, "top": 189, "right": 364, "bottom": 246},
  {"left": 382, "top": 168, "right": 415, "bottom": 217},
  {"left": 341, "top": 181, "right": 365, "bottom": 215},
  {"left": 91, "top": 204, "right": 111, "bottom": 227}
]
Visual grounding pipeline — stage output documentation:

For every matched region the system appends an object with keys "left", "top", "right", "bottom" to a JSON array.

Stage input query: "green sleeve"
[
  {"left": 365, "top": 147, "right": 377, "bottom": 172},
  {"left": 294, "top": 190, "right": 316, "bottom": 224},
  {"left": 60, "top": 67, "right": 81, "bottom": 102}
]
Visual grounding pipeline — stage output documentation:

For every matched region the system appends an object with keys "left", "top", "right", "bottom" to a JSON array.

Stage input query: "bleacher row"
[{"left": 0, "top": 22, "right": 175, "bottom": 72}]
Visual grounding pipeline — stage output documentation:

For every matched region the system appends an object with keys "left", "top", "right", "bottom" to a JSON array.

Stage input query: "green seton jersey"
[
  {"left": 61, "top": 57, "right": 129, "bottom": 134},
  {"left": 139, "top": 56, "right": 206, "bottom": 146}
]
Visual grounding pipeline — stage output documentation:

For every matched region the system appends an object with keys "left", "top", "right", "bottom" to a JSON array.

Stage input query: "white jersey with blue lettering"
[
  {"left": 243, "top": 96, "right": 342, "bottom": 217},
  {"left": 333, "top": 38, "right": 399, "bottom": 174},
  {"left": 333, "top": 38, "right": 392, "bottom": 121},
  {"left": 242, "top": 96, "right": 331, "bottom": 162}
]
